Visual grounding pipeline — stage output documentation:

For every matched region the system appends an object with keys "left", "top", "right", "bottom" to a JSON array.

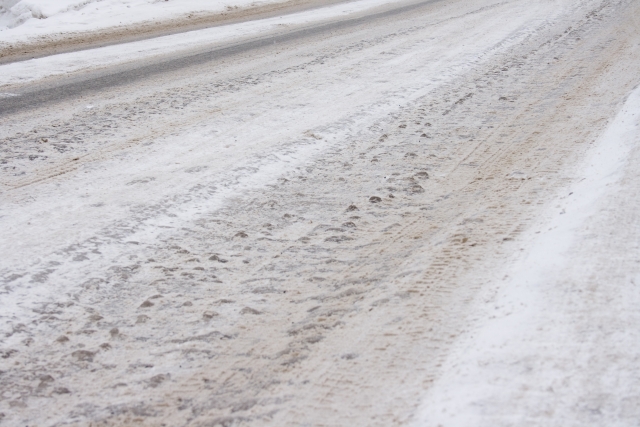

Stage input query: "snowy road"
[{"left": 1, "top": 0, "right": 640, "bottom": 425}]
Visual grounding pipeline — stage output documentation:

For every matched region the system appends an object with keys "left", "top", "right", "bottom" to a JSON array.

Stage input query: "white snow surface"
[
  {"left": 414, "top": 84, "right": 640, "bottom": 425},
  {"left": 0, "top": 0, "right": 287, "bottom": 36}
]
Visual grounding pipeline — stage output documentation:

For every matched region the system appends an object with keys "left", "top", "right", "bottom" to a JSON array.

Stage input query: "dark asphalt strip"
[{"left": 0, "top": 0, "right": 442, "bottom": 117}]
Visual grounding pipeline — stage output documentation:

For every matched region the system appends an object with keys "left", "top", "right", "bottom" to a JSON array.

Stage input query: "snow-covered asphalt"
[{"left": 1, "top": 0, "right": 640, "bottom": 425}]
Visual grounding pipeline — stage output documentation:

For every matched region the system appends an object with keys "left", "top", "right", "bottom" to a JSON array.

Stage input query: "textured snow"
[
  {"left": 1, "top": 0, "right": 639, "bottom": 424},
  {"left": 414, "top": 84, "right": 640, "bottom": 426}
]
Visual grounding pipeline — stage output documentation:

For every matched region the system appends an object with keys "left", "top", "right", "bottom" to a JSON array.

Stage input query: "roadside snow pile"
[
  {"left": 1, "top": 0, "right": 82, "bottom": 24},
  {"left": 0, "top": 0, "right": 282, "bottom": 34},
  {"left": 1, "top": 0, "right": 128, "bottom": 30}
]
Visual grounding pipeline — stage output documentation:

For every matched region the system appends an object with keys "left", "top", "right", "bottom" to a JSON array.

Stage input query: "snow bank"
[
  {"left": 1, "top": 0, "right": 85, "bottom": 22},
  {"left": 0, "top": 0, "right": 287, "bottom": 38}
]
